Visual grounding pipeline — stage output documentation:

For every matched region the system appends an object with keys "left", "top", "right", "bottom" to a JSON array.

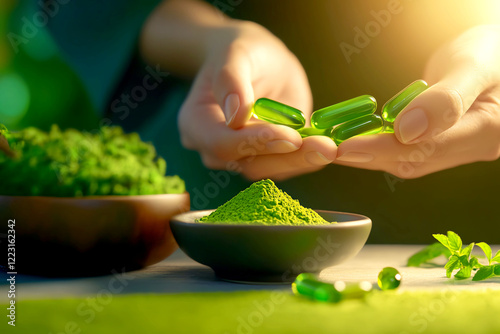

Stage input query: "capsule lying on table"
[
  {"left": 252, "top": 98, "right": 306, "bottom": 130},
  {"left": 311, "top": 95, "right": 377, "bottom": 129},
  {"left": 292, "top": 273, "right": 342, "bottom": 303}
]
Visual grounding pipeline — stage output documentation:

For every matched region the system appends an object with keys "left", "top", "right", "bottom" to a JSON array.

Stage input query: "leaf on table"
[
  {"left": 406, "top": 242, "right": 451, "bottom": 267},
  {"left": 470, "top": 256, "right": 483, "bottom": 269},
  {"left": 472, "top": 265, "right": 495, "bottom": 281},
  {"left": 445, "top": 255, "right": 460, "bottom": 278},
  {"left": 455, "top": 266, "right": 472, "bottom": 279},
  {"left": 433, "top": 234, "right": 450, "bottom": 250},
  {"left": 476, "top": 242, "right": 492, "bottom": 263},
  {"left": 447, "top": 231, "right": 462, "bottom": 253},
  {"left": 494, "top": 264, "right": 500, "bottom": 276}
]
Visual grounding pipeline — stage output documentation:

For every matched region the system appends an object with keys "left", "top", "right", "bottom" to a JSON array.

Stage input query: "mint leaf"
[
  {"left": 491, "top": 250, "right": 500, "bottom": 263},
  {"left": 470, "top": 256, "right": 483, "bottom": 269},
  {"left": 455, "top": 266, "right": 472, "bottom": 279},
  {"left": 472, "top": 265, "right": 495, "bottom": 281},
  {"left": 445, "top": 255, "right": 460, "bottom": 278},
  {"left": 476, "top": 242, "right": 492, "bottom": 264},
  {"left": 447, "top": 231, "right": 462, "bottom": 253},
  {"left": 494, "top": 264, "right": 500, "bottom": 276},
  {"left": 407, "top": 242, "right": 451, "bottom": 267},
  {"left": 460, "top": 243, "right": 475, "bottom": 258},
  {"left": 458, "top": 255, "right": 470, "bottom": 267},
  {"left": 433, "top": 234, "right": 450, "bottom": 250}
]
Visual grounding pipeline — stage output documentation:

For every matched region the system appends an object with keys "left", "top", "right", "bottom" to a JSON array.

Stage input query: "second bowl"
[{"left": 171, "top": 210, "right": 371, "bottom": 283}]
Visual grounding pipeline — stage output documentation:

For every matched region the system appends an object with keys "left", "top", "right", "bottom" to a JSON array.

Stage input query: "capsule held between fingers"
[
  {"left": 381, "top": 80, "right": 428, "bottom": 124},
  {"left": 331, "top": 114, "right": 384, "bottom": 145},
  {"left": 297, "top": 127, "right": 333, "bottom": 138},
  {"left": 311, "top": 95, "right": 377, "bottom": 129},
  {"left": 252, "top": 98, "right": 306, "bottom": 130}
]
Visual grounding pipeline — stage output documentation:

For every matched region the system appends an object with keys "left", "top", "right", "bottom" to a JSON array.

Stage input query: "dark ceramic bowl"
[
  {"left": 0, "top": 193, "right": 190, "bottom": 277},
  {"left": 171, "top": 210, "right": 371, "bottom": 283}
]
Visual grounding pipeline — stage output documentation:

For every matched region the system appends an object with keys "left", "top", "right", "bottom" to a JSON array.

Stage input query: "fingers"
[
  {"left": 212, "top": 43, "right": 255, "bottom": 129},
  {"left": 237, "top": 136, "right": 337, "bottom": 180},
  {"left": 394, "top": 66, "right": 492, "bottom": 144},
  {"left": 335, "top": 104, "right": 497, "bottom": 178}
]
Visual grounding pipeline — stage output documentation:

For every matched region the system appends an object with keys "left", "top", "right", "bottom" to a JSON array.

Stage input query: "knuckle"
[
  {"left": 200, "top": 154, "right": 225, "bottom": 170},
  {"left": 391, "top": 163, "right": 425, "bottom": 180},
  {"left": 204, "top": 138, "right": 232, "bottom": 161},
  {"left": 240, "top": 165, "right": 267, "bottom": 181},
  {"left": 179, "top": 134, "right": 194, "bottom": 150},
  {"left": 478, "top": 111, "right": 500, "bottom": 162},
  {"left": 481, "top": 142, "right": 500, "bottom": 162}
]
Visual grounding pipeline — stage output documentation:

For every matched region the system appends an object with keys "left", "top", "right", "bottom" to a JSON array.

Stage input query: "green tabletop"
[{"left": 1, "top": 245, "right": 499, "bottom": 333}]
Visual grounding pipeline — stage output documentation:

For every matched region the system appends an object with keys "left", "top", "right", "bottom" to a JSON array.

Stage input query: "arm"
[{"left": 138, "top": 0, "right": 337, "bottom": 180}]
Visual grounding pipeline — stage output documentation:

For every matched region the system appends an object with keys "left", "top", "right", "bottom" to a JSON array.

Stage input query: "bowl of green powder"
[
  {"left": 171, "top": 180, "right": 371, "bottom": 283},
  {"left": 0, "top": 125, "right": 189, "bottom": 276}
]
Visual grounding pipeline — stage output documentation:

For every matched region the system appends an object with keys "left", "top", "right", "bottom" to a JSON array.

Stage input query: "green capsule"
[
  {"left": 381, "top": 80, "right": 428, "bottom": 123},
  {"left": 252, "top": 98, "right": 306, "bottom": 130},
  {"left": 297, "top": 127, "right": 332, "bottom": 138},
  {"left": 334, "top": 281, "right": 373, "bottom": 299},
  {"left": 331, "top": 114, "right": 384, "bottom": 145},
  {"left": 292, "top": 273, "right": 341, "bottom": 303},
  {"left": 377, "top": 267, "right": 402, "bottom": 290},
  {"left": 382, "top": 122, "right": 394, "bottom": 133},
  {"left": 311, "top": 95, "right": 377, "bottom": 129}
]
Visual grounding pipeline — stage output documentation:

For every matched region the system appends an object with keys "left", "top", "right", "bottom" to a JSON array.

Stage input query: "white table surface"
[{"left": 1, "top": 245, "right": 499, "bottom": 302}]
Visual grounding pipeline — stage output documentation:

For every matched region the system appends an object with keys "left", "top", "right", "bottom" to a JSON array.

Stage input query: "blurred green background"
[{"left": 0, "top": 0, "right": 97, "bottom": 131}]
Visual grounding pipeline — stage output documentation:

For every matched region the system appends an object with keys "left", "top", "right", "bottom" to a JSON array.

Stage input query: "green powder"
[
  {"left": 0, "top": 124, "right": 185, "bottom": 197},
  {"left": 198, "top": 179, "right": 332, "bottom": 225}
]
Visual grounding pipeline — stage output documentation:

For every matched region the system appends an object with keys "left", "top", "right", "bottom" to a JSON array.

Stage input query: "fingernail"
[
  {"left": 224, "top": 93, "right": 240, "bottom": 125},
  {"left": 266, "top": 140, "right": 299, "bottom": 153},
  {"left": 399, "top": 108, "right": 428, "bottom": 144},
  {"left": 337, "top": 152, "right": 374, "bottom": 163},
  {"left": 305, "top": 152, "right": 332, "bottom": 165}
]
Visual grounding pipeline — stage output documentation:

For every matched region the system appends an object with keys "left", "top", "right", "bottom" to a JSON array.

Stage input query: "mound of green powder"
[
  {"left": 198, "top": 179, "right": 332, "bottom": 225},
  {"left": 0, "top": 124, "right": 185, "bottom": 197}
]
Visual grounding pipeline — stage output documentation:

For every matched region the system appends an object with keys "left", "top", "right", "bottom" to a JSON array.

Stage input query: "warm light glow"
[{"left": 0, "top": 71, "right": 30, "bottom": 123}]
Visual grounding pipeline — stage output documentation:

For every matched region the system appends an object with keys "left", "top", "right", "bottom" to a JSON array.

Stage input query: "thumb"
[
  {"left": 394, "top": 68, "right": 491, "bottom": 144},
  {"left": 212, "top": 47, "right": 255, "bottom": 129}
]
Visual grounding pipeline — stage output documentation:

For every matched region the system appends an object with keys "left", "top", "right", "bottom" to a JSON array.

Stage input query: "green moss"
[
  {"left": 0, "top": 124, "right": 184, "bottom": 196},
  {"left": 198, "top": 179, "right": 331, "bottom": 225}
]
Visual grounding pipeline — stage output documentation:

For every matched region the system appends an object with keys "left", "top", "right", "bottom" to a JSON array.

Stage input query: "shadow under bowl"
[
  {"left": 171, "top": 210, "right": 371, "bottom": 283},
  {"left": 0, "top": 193, "right": 190, "bottom": 277}
]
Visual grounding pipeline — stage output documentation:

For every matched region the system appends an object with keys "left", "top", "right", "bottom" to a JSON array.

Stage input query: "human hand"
[
  {"left": 179, "top": 21, "right": 337, "bottom": 180},
  {"left": 335, "top": 25, "right": 500, "bottom": 179}
]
